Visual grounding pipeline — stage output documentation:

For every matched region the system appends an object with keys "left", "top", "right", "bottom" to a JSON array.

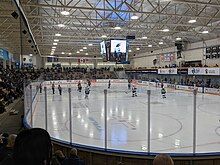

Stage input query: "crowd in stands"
[
  {"left": 163, "top": 77, "right": 218, "bottom": 88},
  {"left": 0, "top": 68, "right": 41, "bottom": 114},
  {"left": 0, "top": 128, "right": 85, "bottom": 165},
  {"left": 42, "top": 67, "right": 117, "bottom": 81},
  {"left": 1, "top": 128, "right": 174, "bottom": 165},
  {"left": 0, "top": 65, "right": 219, "bottom": 114},
  {"left": 180, "top": 78, "right": 220, "bottom": 88},
  {"left": 0, "top": 67, "right": 118, "bottom": 114},
  {"left": 132, "top": 63, "right": 219, "bottom": 70},
  {"left": 145, "top": 77, "right": 220, "bottom": 89}
]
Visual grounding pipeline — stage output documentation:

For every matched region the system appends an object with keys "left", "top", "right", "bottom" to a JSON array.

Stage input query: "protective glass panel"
[
  {"left": 104, "top": 80, "right": 148, "bottom": 152},
  {"left": 196, "top": 89, "right": 220, "bottom": 153},
  {"left": 150, "top": 82, "right": 193, "bottom": 153},
  {"left": 71, "top": 80, "right": 105, "bottom": 148}
]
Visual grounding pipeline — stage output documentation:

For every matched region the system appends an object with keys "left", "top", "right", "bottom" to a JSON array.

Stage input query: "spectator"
[
  {"left": 1, "top": 128, "right": 52, "bottom": 165},
  {"left": 0, "top": 134, "right": 16, "bottom": 162},
  {"left": 0, "top": 68, "right": 41, "bottom": 107},
  {"left": 0, "top": 134, "right": 8, "bottom": 158},
  {"left": 51, "top": 150, "right": 66, "bottom": 165},
  {"left": 0, "top": 101, "right": 6, "bottom": 114},
  {"left": 0, "top": 133, "right": 9, "bottom": 153},
  {"left": 62, "top": 148, "right": 85, "bottom": 165},
  {"left": 153, "top": 153, "right": 174, "bottom": 165}
]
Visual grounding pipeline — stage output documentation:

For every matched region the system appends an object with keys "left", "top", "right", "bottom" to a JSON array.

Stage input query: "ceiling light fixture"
[
  {"left": 61, "top": 11, "right": 70, "bottom": 16},
  {"left": 53, "top": 43, "right": 58, "bottom": 45},
  {"left": 76, "top": 51, "right": 80, "bottom": 53},
  {"left": 29, "top": 54, "right": 33, "bottom": 56},
  {"left": 52, "top": 46, "right": 56, "bottom": 49},
  {"left": 176, "top": 37, "right": 182, "bottom": 41},
  {"left": 128, "top": 50, "right": 132, "bottom": 52},
  {"left": 85, "top": 53, "right": 88, "bottom": 55},
  {"left": 148, "top": 44, "right": 152, "bottom": 47},
  {"left": 68, "top": 53, "right": 72, "bottom": 55},
  {"left": 131, "top": 15, "right": 139, "bottom": 20},
  {"left": 88, "top": 43, "right": 93, "bottom": 46},
  {"left": 114, "top": 26, "right": 121, "bottom": 30},
  {"left": 159, "top": 41, "right": 163, "bottom": 45},
  {"left": 54, "top": 39, "right": 59, "bottom": 42},
  {"left": 188, "top": 19, "right": 197, "bottom": 23},
  {"left": 83, "top": 47, "right": 87, "bottom": 49},
  {"left": 202, "top": 30, "right": 209, "bottom": 34},
  {"left": 80, "top": 49, "right": 83, "bottom": 51},
  {"left": 61, "top": 52, "right": 65, "bottom": 54},
  {"left": 136, "top": 48, "right": 140, "bottom": 50},
  {"left": 101, "top": 35, "right": 107, "bottom": 38},
  {"left": 162, "top": 29, "right": 169, "bottom": 32},
  {"left": 142, "top": 36, "right": 147, "bottom": 39},
  {"left": 55, "top": 33, "right": 61, "bottom": 36},
  {"left": 57, "top": 24, "right": 65, "bottom": 28}
]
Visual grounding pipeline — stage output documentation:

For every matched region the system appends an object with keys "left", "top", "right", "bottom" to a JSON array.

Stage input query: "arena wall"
[{"left": 132, "top": 37, "right": 220, "bottom": 68}]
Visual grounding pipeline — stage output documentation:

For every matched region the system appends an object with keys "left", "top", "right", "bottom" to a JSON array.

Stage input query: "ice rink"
[{"left": 30, "top": 82, "right": 220, "bottom": 154}]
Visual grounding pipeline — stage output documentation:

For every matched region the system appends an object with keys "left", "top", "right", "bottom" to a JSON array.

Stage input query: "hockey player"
[
  {"left": 58, "top": 85, "right": 62, "bottom": 95},
  {"left": 161, "top": 82, "right": 164, "bottom": 88},
  {"left": 85, "top": 85, "right": 90, "bottom": 99},
  {"left": 52, "top": 82, "right": 55, "bottom": 94},
  {"left": 161, "top": 88, "right": 166, "bottom": 98},
  {"left": 39, "top": 83, "right": 42, "bottom": 93},
  {"left": 128, "top": 79, "right": 131, "bottom": 90},
  {"left": 132, "top": 85, "right": 137, "bottom": 97},
  {"left": 87, "top": 79, "right": 91, "bottom": 87},
  {"left": 108, "top": 80, "right": 111, "bottom": 89},
  {"left": 78, "top": 81, "right": 82, "bottom": 92},
  {"left": 155, "top": 78, "right": 160, "bottom": 88},
  {"left": 128, "top": 82, "right": 131, "bottom": 90}
]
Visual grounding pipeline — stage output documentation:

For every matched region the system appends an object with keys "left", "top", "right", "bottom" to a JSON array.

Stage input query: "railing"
[{"left": 23, "top": 79, "right": 220, "bottom": 156}]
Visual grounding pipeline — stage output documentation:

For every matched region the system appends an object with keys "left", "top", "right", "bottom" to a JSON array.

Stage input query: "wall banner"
[
  {"left": 204, "top": 68, "right": 220, "bottom": 75},
  {"left": 188, "top": 67, "right": 220, "bottom": 75}
]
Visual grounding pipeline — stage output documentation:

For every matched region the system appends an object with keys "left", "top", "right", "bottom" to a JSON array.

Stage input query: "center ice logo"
[{"left": 88, "top": 117, "right": 102, "bottom": 132}]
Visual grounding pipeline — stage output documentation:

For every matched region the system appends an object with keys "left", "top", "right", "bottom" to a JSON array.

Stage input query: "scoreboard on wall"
[{"left": 205, "top": 45, "right": 220, "bottom": 59}]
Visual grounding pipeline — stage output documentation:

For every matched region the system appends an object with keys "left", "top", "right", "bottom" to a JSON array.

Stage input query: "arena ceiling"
[{"left": 0, "top": 0, "right": 220, "bottom": 59}]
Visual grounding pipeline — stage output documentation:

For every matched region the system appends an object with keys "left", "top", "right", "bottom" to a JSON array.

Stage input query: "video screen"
[
  {"left": 100, "top": 41, "right": 106, "bottom": 54},
  {"left": 109, "top": 40, "right": 127, "bottom": 63},
  {"left": 111, "top": 40, "right": 127, "bottom": 53}
]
